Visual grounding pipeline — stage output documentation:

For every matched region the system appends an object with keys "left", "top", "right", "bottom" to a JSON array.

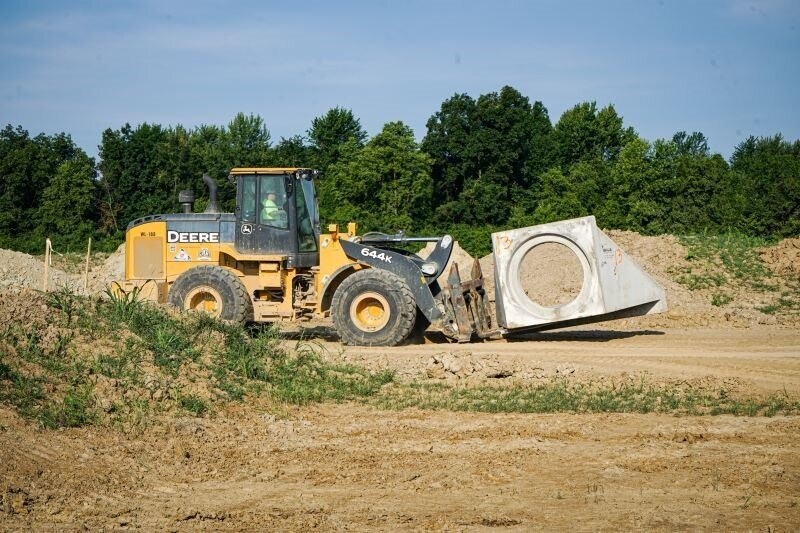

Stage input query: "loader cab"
[{"left": 230, "top": 167, "right": 320, "bottom": 268}]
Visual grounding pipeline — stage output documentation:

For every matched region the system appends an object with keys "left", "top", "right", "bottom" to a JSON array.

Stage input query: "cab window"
[{"left": 259, "top": 175, "right": 288, "bottom": 229}]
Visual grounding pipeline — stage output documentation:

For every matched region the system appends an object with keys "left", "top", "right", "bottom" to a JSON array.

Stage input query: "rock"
[
  {"left": 440, "top": 353, "right": 462, "bottom": 374},
  {"left": 757, "top": 314, "right": 778, "bottom": 326},
  {"left": 556, "top": 364, "right": 575, "bottom": 375},
  {"left": 425, "top": 362, "right": 447, "bottom": 380},
  {"left": 485, "top": 369, "right": 513, "bottom": 379}
]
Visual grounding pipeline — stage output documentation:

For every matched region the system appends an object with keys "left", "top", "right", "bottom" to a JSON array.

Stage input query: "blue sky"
[{"left": 1, "top": 0, "right": 798, "bottom": 160}]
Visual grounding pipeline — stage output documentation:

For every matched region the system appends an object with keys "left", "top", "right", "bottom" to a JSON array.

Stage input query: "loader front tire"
[
  {"left": 331, "top": 269, "right": 416, "bottom": 346},
  {"left": 168, "top": 266, "right": 253, "bottom": 323}
]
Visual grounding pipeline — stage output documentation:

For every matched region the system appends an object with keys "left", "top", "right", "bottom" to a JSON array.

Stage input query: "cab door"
[
  {"left": 235, "top": 173, "right": 295, "bottom": 258},
  {"left": 235, "top": 174, "right": 258, "bottom": 253}
]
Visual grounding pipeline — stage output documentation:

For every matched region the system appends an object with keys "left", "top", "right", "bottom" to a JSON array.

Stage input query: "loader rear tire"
[
  {"left": 331, "top": 269, "right": 416, "bottom": 346},
  {"left": 168, "top": 266, "right": 253, "bottom": 323}
]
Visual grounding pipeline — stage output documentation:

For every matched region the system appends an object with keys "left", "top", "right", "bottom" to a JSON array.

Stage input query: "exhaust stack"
[
  {"left": 492, "top": 216, "right": 667, "bottom": 333},
  {"left": 203, "top": 173, "right": 220, "bottom": 214}
]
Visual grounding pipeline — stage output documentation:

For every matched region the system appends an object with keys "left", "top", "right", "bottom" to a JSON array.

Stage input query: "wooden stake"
[
  {"left": 43, "top": 238, "right": 51, "bottom": 292},
  {"left": 84, "top": 237, "right": 92, "bottom": 294}
]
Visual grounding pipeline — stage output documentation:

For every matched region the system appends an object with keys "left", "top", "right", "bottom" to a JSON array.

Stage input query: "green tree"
[
  {"left": 224, "top": 112, "right": 271, "bottom": 166},
  {"left": 457, "top": 178, "right": 510, "bottom": 224},
  {"left": 422, "top": 93, "right": 478, "bottom": 207},
  {"left": 98, "top": 123, "right": 173, "bottom": 228},
  {"left": 38, "top": 154, "right": 97, "bottom": 246},
  {"left": 599, "top": 137, "right": 654, "bottom": 231},
  {"left": 271, "top": 135, "right": 310, "bottom": 167},
  {"left": 672, "top": 131, "right": 709, "bottom": 157},
  {"left": 187, "top": 123, "right": 234, "bottom": 211},
  {"left": 526, "top": 100, "right": 557, "bottom": 179},
  {"left": 325, "top": 122, "right": 432, "bottom": 231},
  {"left": 0, "top": 125, "right": 35, "bottom": 241},
  {"left": 472, "top": 86, "right": 536, "bottom": 187},
  {"left": 651, "top": 138, "right": 730, "bottom": 233},
  {"left": 307, "top": 107, "right": 367, "bottom": 171},
  {"left": 599, "top": 133, "right": 731, "bottom": 235},
  {"left": 0, "top": 125, "right": 91, "bottom": 251},
  {"left": 508, "top": 167, "right": 585, "bottom": 227},
  {"left": 553, "top": 102, "right": 636, "bottom": 167},
  {"left": 730, "top": 135, "right": 800, "bottom": 236},
  {"left": 423, "top": 88, "right": 556, "bottom": 227}
]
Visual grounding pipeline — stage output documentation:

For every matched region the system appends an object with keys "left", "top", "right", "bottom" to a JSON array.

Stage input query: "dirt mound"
[
  {"left": 0, "top": 244, "right": 125, "bottom": 295},
  {"left": 759, "top": 238, "right": 800, "bottom": 276},
  {"left": 85, "top": 243, "right": 125, "bottom": 294},
  {"left": 0, "top": 248, "right": 76, "bottom": 292}
]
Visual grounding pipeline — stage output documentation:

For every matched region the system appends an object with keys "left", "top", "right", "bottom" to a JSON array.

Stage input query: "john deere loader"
[{"left": 117, "top": 168, "right": 666, "bottom": 346}]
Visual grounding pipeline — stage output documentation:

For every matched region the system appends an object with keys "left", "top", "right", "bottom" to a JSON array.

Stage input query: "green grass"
[
  {"left": 267, "top": 342, "right": 395, "bottom": 405},
  {"left": 374, "top": 379, "right": 800, "bottom": 417},
  {"left": 675, "top": 271, "right": 726, "bottom": 291},
  {"left": 46, "top": 286, "right": 79, "bottom": 325},
  {"left": 711, "top": 292, "right": 734, "bottom": 307},
  {"left": 0, "top": 352, "right": 96, "bottom": 428},
  {"left": 179, "top": 394, "right": 208, "bottom": 416},
  {"left": 36, "top": 385, "right": 97, "bottom": 428},
  {"left": 102, "top": 286, "right": 199, "bottom": 374},
  {"left": 680, "top": 232, "right": 774, "bottom": 282},
  {"left": 0, "top": 358, "right": 48, "bottom": 419},
  {"left": 758, "top": 292, "right": 800, "bottom": 315}
]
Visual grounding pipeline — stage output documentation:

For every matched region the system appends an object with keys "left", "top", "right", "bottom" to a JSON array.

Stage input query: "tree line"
[{"left": 1, "top": 85, "right": 798, "bottom": 256}]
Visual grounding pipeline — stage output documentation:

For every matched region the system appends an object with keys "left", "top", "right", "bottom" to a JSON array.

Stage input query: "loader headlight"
[{"left": 420, "top": 262, "right": 438, "bottom": 276}]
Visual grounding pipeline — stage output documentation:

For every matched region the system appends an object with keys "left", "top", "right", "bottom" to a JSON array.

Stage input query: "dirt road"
[
  {"left": 2, "top": 326, "right": 799, "bottom": 531},
  {"left": 314, "top": 327, "right": 800, "bottom": 396}
]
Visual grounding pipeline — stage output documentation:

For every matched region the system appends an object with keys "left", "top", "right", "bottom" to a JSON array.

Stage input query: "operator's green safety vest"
[{"left": 261, "top": 199, "right": 278, "bottom": 221}]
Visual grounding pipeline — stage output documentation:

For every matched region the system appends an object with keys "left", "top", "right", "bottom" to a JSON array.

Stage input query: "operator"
[{"left": 261, "top": 192, "right": 279, "bottom": 222}]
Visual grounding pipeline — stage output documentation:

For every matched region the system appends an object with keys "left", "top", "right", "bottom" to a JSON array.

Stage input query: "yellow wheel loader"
[{"left": 117, "top": 168, "right": 667, "bottom": 346}]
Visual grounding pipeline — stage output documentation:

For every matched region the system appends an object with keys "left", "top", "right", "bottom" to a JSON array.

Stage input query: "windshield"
[
  {"left": 259, "top": 175, "right": 289, "bottom": 229},
  {"left": 239, "top": 173, "right": 288, "bottom": 230}
]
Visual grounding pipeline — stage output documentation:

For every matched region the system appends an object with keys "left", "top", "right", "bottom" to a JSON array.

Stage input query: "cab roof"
[{"left": 229, "top": 167, "right": 311, "bottom": 175}]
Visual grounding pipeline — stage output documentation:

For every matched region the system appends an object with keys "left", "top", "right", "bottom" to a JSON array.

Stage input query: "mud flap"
[
  {"left": 492, "top": 216, "right": 667, "bottom": 333},
  {"left": 440, "top": 260, "right": 498, "bottom": 342}
]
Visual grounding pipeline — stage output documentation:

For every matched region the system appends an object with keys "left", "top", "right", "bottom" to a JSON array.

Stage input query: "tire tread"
[
  {"left": 331, "top": 268, "right": 416, "bottom": 346},
  {"left": 168, "top": 265, "right": 253, "bottom": 323}
]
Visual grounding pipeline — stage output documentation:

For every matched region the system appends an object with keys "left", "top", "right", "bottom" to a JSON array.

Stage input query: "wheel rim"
[
  {"left": 349, "top": 292, "right": 390, "bottom": 332},
  {"left": 184, "top": 285, "right": 223, "bottom": 317}
]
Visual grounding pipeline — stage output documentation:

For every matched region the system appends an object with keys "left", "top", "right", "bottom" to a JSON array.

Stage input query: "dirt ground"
[
  {"left": 1, "top": 327, "right": 799, "bottom": 531},
  {"left": 2, "top": 233, "right": 800, "bottom": 530}
]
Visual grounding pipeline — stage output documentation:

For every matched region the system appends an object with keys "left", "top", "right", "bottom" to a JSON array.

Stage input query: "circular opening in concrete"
[{"left": 518, "top": 242, "right": 584, "bottom": 308}]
